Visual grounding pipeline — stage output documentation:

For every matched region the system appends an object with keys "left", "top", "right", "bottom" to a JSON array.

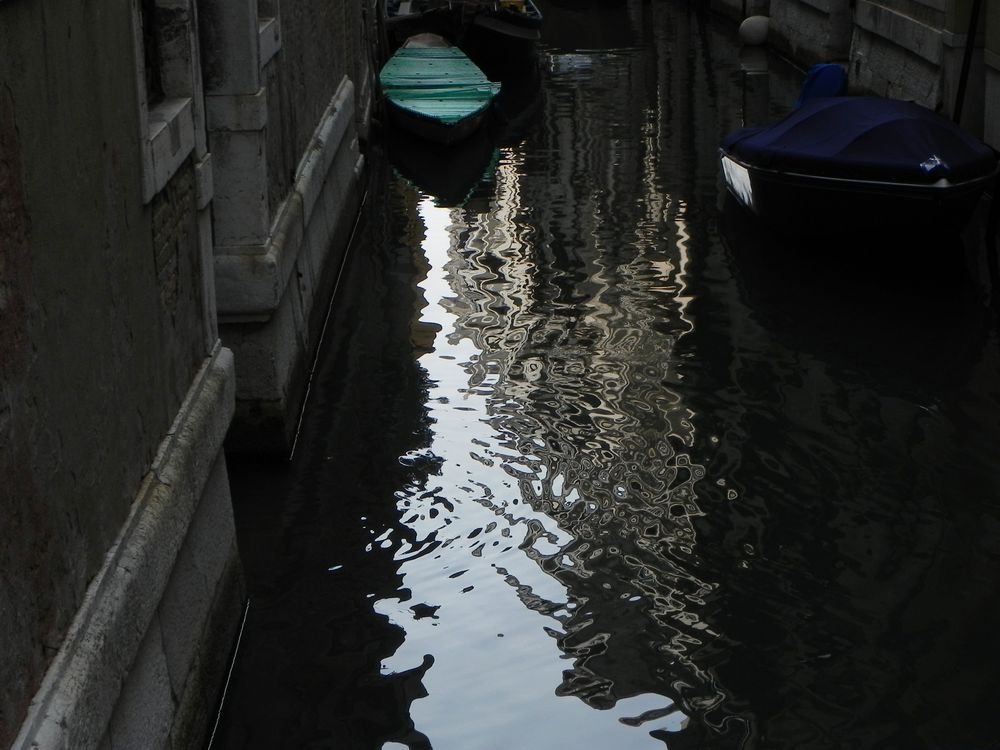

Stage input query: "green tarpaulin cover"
[{"left": 379, "top": 47, "right": 501, "bottom": 124}]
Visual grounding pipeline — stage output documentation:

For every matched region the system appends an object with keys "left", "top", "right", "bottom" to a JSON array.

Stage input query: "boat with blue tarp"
[
  {"left": 720, "top": 95, "right": 999, "bottom": 235},
  {"left": 378, "top": 33, "right": 501, "bottom": 145}
]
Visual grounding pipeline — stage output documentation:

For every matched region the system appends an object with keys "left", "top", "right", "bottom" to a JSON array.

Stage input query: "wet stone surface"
[{"left": 213, "top": 1, "right": 1000, "bottom": 748}]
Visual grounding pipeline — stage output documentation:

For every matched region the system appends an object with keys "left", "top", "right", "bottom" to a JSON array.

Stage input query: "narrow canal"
[{"left": 214, "top": 1, "right": 1000, "bottom": 748}]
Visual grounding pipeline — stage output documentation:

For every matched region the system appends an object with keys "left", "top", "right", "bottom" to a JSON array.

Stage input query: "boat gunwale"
[
  {"left": 384, "top": 93, "right": 495, "bottom": 124},
  {"left": 720, "top": 150, "right": 1000, "bottom": 198}
]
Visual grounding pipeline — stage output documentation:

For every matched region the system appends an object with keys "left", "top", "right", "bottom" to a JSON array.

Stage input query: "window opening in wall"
[
  {"left": 258, "top": 0, "right": 276, "bottom": 18},
  {"left": 141, "top": 0, "right": 165, "bottom": 108},
  {"left": 257, "top": 0, "right": 282, "bottom": 70},
  {"left": 132, "top": 0, "right": 200, "bottom": 202}
]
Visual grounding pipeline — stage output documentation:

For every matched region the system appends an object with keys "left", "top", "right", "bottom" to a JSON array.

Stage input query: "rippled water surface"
[{"left": 215, "top": 2, "right": 1000, "bottom": 748}]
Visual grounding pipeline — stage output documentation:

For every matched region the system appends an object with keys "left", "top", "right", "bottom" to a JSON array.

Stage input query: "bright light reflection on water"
[{"left": 371, "top": 197, "right": 687, "bottom": 747}]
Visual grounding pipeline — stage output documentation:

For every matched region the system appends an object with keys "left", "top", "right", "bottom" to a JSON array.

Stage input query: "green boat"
[{"left": 379, "top": 34, "right": 501, "bottom": 145}]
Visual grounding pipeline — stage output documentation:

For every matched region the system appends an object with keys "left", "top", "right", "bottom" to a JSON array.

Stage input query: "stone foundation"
[{"left": 12, "top": 346, "right": 244, "bottom": 750}]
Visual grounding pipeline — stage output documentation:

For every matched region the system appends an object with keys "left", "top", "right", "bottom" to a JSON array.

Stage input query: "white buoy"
[{"left": 739, "top": 15, "right": 769, "bottom": 46}]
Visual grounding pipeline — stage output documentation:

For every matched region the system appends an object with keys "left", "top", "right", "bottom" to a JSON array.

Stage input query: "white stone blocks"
[
  {"left": 210, "top": 129, "right": 271, "bottom": 247},
  {"left": 199, "top": 0, "right": 262, "bottom": 95},
  {"left": 217, "top": 75, "right": 364, "bottom": 451},
  {"left": 293, "top": 78, "right": 355, "bottom": 238},
  {"left": 106, "top": 616, "right": 173, "bottom": 750},
  {"left": 215, "top": 190, "right": 304, "bottom": 317},
  {"left": 851, "top": 26, "right": 941, "bottom": 105},
  {"left": 225, "top": 288, "right": 301, "bottom": 404},
  {"left": 207, "top": 87, "right": 269, "bottom": 132},
  {"left": 215, "top": 76, "right": 359, "bottom": 318},
  {"left": 12, "top": 345, "right": 238, "bottom": 750},
  {"left": 143, "top": 97, "right": 196, "bottom": 203},
  {"left": 855, "top": 0, "right": 944, "bottom": 65},
  {"left": 259, "top": 16, "right": 282, "bottom": 70}
]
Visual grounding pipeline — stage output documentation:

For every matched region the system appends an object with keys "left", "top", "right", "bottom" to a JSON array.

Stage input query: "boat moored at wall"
[
  {"left": 384, "top": 0, "right": 543, "bottom": 56},
  {"left": 379, "top": 33, "right": 502, "bottom": 145},
  {"left": 719, "top": 96, "right": 999, "bottom": 235}
]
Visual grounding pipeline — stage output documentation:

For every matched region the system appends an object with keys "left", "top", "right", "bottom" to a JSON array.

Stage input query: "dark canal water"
[{"left": 214, "top": 1, "right": 1000, "bottom": 748}]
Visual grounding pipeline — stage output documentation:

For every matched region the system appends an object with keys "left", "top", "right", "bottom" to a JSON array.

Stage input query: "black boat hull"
[
  {"left": 384, "top": 0, "right": 542, "bottom": 53},
  {"left": 385, "top": 99, "right": 491, "bottom": 145},
  {"left": 720, "top": 151, "right": 996, "bottom": 236}
]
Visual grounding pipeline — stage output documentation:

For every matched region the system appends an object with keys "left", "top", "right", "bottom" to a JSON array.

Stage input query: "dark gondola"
[
  {"left": 719, "top": 96, "right": 999, "bottom": 236},
  {"left": 384, "top": 0, "right": 542, "bottom": 55}
]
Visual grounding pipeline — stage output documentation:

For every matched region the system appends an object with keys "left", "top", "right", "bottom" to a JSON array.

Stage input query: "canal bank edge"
[{"left": 12, "top": 345, "right": 245, "bottom": 750}]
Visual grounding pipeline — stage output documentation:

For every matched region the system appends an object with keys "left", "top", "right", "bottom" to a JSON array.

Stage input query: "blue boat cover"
[
  {"left": 793, "top": 64, "right": 846, "bottom": 108},
  {"left": 722, "top": 96, "right": 997, "bottom": 184}
]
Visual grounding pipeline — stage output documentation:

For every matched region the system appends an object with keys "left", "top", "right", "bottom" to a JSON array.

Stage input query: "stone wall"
[
  {"left": 263, "top": 0, "right": 371, "bottom": 213},
  {"left": 768, "top": 0, "right": 853, "bottom": 64},
  {"left": 205, "top": 0, "right": 372, "bottom": 454},
  {"left": 0, "top": 0, "right": 242, "bottom": 745},
  {"left": 849, "top": 0, "right": 948, "bottom": 109}
]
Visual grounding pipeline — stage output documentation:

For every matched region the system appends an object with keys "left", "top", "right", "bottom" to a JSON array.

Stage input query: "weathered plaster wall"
[{"left": 1, "top": 0, "right": 239, "bottom": 745}]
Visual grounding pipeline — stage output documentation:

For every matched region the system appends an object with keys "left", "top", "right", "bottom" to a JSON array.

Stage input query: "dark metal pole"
[{"left": 953, "top": 0, "right": 983, "bottom": 124}]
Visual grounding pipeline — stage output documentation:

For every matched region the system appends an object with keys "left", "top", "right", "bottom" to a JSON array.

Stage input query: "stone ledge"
[
  {"left": 12, "top": 343, "right": 236, "bottom": 750},
  {"left": 259, "top": 17, "right": 281, "bottom": 70},
  {"left": 143, "top": 97, "right": 196, "bottom": 203},
  {"left": 206, "top": 88, "right": 269, "bottom": 132}
]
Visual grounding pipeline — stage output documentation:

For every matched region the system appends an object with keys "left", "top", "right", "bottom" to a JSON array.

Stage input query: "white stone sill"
[
  {"left": 143, "top": 96, "right": 196, "bottom": 203},
  {"left": 259, "top": 17, "right": 281, "bottom": 70}
]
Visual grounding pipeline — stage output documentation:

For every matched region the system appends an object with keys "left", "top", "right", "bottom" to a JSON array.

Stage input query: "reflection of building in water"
[{"left": 424, "top": 2, "right": 760, "bottom": 741}]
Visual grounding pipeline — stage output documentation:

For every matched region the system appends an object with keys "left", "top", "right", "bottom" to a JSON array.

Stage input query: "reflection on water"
[{"left": 215, "top": 1, "right": 1000, "bottom": 749}]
